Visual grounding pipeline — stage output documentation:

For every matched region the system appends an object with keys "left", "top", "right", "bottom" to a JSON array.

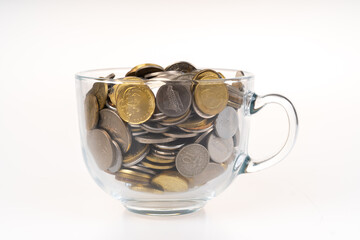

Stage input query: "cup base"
[{"left": 122, "top": 199, "right": 207, "bottom": 216}]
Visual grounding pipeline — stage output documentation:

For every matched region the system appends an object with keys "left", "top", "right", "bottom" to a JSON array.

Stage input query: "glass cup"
[{"left": 75, "top": 67, "right": 298, "bottom": 215}]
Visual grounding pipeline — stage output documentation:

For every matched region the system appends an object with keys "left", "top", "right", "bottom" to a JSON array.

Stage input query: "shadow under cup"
[{"left": 75, "top": 67, "right": 297, "bottom": 215}]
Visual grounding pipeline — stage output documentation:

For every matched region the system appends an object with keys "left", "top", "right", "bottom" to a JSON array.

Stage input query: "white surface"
[{"left": 1, "top": 0, "right": 359, "bottom": 239}]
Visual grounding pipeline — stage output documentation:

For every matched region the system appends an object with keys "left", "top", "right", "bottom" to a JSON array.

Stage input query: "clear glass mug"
[{"left": 75, "top": 67, "right": 298, "bottom": 215}]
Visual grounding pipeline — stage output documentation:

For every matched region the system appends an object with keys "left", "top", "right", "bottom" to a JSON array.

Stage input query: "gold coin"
[
  {"left": 160, "top": 109, "right": 190, "bottom": 125},
  {"left": 180, "top": 119, "right": 213, "bottom": 131},
  {"left": 118, "top": 169, "right": 152, "bottom": 179},
  {"left": 126, "top": 63, "right": 163, "bottom": 77},
  {"left": 99, "top": 73, "right": 115, "bottom": 80},
  {"left": 146, "top": 154, "right": 175, "bottom": 164},
  {"left": 116, "top": 172, "right": 146, "bottom": 181},
  {"left": 109, "top": 77, "right": 144, "bottom": 106},
  {"left": 123, "top": 142, "right": 149, "bottom": 165},
  {"left": 126, "top": 64, "right": 147, "bottom": 76},
  {"left": 130, "top": 184, "right": 163, "bottom": 194},
  {"left": 151, "top": 171, "right": 188, "bottom": 192},
  {"left": 217, "top": 72, "right": 225, "bottom": 79},
  {"left": 194, "top": 82, "right": 229, "bottom": 115},
  {"left": 84, "top": 93, "right": 99, "bottom": 130},
  {"left": 115, "top": 173, "right": 150, "bottom": 185},
  {"left": 108, "top": 85, "right": 119, "bottom": 106},
  {"left": 177, "top": 116, "right": 212, "bottom": 129},
  {"left": 135, "top": 64, "right": 164, "bottom": 78},
  {"left": 110, "top": 84, "right": 126, "bottom": 106},
  {"left": 120, "top": 76, "right": 144, "bottom": 83},
  {"left": 193, "top": 69, "right": 222, "bottom": 80},
  {"left": 141, "top": 161, "right": 175, "bottom": 170},
  {"left": 116, "top": 84, "right": 155, "bottom": 124}
]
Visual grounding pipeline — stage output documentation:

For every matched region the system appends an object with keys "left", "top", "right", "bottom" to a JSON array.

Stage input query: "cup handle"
[{"left": 242, "top": 93, "right": 299, "bottom": 173}]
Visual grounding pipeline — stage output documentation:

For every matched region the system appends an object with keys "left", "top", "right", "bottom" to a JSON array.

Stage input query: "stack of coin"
[{"left": 85, "top": 61, "right": 243, "bottom": 193}]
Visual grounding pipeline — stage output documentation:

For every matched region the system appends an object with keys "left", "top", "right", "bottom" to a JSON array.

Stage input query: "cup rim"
[{"left": 75, "top": 67, "right": 254, "bottom": 83}]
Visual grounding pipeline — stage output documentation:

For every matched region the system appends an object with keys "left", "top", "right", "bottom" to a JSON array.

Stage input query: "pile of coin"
[{"left": 85, "top": 61, "right": 244, "bottom": 193}]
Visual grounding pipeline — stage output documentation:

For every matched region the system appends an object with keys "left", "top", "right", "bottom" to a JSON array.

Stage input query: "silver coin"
[
  {"left": 135, "top": 134, "right": 176, "bottom": 144},
  {"left": 98, "top": 109, "right": 132, "bottom": 153},
  {"left": 194, "top": 127, "right": 213, "bottom": 144},
  {"left": 105, "top": 100, "right": 117, "bottom": 111},
  {"left": 129, "top": 124, "right": 141, "bottom": 128},
  {"left": 140, "top": 122, "right": 169, "bottom": 133},
  {"left": 141, "top": 160, "right": 176, "bottom": 170},
  {"left": 148, "top": 77, "right": 174, "bottom": 82},
  {"left": 145, "top": 71, "right": 182, "bottom": 79},
  {"left": 107, "top": 140, "right": 123, "bottom": 173},
  {"left": 173, "top": 72, "right": 196, "bottom": 81},
  {"left": 227, "top": 84, "right": 242, "bottom": 96},
  {"left": 160, "top": 110, "right": 192, "bottom": 126},
  {"left": 207, "top": 133, "right": 234, "bottom": 163},
  {"left": 156, "top": 84, "right": 192, "bottom": 117},
  {"left": 227, "top": 85, "right": 243, "bottom": 107},
  {"left": 176, "top": 143, "right": 209, "bottom": 177},
  {"left": 149, "top": 115, "right": 167, "bottom": 122},
  {"left": 188, "top": 162, "right": 225, "bottom": 187},
  {"left": 171, "top": 74, "right": 194, "bottom": 89},
  {"left": 165, "top": 61, "right": 196, "bottom": 73},
  {"left": 131, "top": 129, "right": 148, "bottom": 136},
  {"left": 151, "top": 152, "right": 176, "bottom": 160},
  {"left": 156, "top": 72, "right": 183, "bottom": 79},
  {"left": 154, "top": 140, "right": 185, "bottom": 150},
  {"left": 163, "top": 129, "right": 198, "bottom": 138},
  {"left": 153, "top": 112, "right": 165, "bottom": 118},
  {"left": 152, "top": 148, "right": 176, "bottom": 156},
  {"left": 215, "top": 107, "right": 239, "bottom": 139},
  {"left": 227, "top": 100, "right": 242, "bottom": 109},
  {"left": 127, "top": 165, "right": 157, "bottom": 175},
  {"left": 178, "top": 125, "right": 213, "bottom": 133},
  {"left": 87, "top": 129, "right": 114, "bottom": 171},
  {"left": 149, "top": 112, "right": 167, "bottom": 121},
  {"left": 144, "top": 71, "right": 168, "bottom": 79},
  {"left": 233, "top": 128, "right": 240, "bottom": 147},
  {"left": 223, "top": 152, "right": 235, "bottom": 166},
  {"left": 235, "top": 70, "right": 245, "bottom": 77},
  {"left": 192, "top": 101, "right": 215, "bottom": 119},
  {"left": 122, "top": 144, "right": 150, "bottom": 168}
]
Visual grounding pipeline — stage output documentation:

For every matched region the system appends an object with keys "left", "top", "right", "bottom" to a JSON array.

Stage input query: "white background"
[{"left": 1, "top": 0, "right": 359, "bottom": 239}]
